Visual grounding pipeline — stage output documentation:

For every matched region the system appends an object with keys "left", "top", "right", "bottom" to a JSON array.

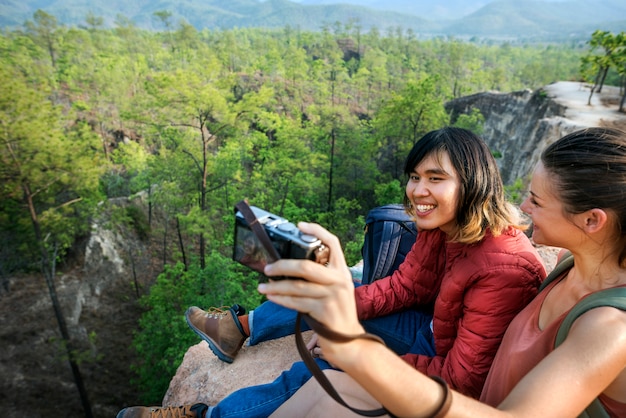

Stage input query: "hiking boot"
[
  {"left": 231, "top": 303, "right": 246, "bottom": 316},
  {"left": 185, "top": 306, "right": 247, "bottom": 363},
  {"left": 116, "top": 403, "right": 208, "bottom": 418}
]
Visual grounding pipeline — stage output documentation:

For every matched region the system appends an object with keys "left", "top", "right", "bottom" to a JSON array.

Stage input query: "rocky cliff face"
[
  {"left": 446, "top": 81, "right": 626, "bottom": 186},
  {"left": 446, "top": 88, "right": 564, "bottom": 186},
  {"left": 0, "top": 195, "right": 157, "bottom": 418}
]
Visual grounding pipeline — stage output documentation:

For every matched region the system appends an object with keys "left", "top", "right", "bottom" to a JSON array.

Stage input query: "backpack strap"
[
  {"left": 538, "top": 251, "right": 574, "bottom": 292},
  {"left": 554, "top": 286, "right": 626, "bottom": 418},
  {"left": 371, "top": 220, "right": 415, "bottom": 281},
  {"left": 555, "top": 287, "right": 626, "bottom": 345}
]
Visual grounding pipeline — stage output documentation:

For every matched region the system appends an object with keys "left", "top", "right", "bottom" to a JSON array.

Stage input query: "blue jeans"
[{"left": 209, "top": 301, "right": 435, "bottom": 418}]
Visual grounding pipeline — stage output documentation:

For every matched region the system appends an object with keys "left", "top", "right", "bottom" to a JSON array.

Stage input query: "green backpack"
[{"left": 539, "top": 252, "right": 626, "bottom": 418}]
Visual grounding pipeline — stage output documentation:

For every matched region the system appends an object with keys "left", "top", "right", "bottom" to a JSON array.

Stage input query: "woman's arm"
[
  {"left": 354, "top": 230, "right": 446, "bottom": 320},
  {"left": 261, "top": 223, "right": 626, "bottom": 418},
  {"left": 322, "top": 309, "right": 626, "bottom": 418}
]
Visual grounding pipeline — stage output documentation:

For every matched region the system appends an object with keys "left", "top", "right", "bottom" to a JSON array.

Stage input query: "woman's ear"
[{"left": 580, "top": 208, "right": 609, "bottom": 233}]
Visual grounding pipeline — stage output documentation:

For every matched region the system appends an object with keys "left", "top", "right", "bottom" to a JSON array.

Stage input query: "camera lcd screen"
[{"left": 233, "top": 220, "right": 276, "bottom": 274}]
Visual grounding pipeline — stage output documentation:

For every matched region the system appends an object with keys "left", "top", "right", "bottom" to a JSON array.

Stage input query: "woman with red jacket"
[
  {"left": 117, "top": 127, "right": 546, "bottom": 418},
  {"left": 346, "top": 127, "right": 545, "bottom": 398}
]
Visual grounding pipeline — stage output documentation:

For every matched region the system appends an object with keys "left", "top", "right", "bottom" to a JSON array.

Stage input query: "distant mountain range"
[
  {"left": 1, "top": 0, "right": 625, "bottom": 40},
  {"left": 294, "top": 0, "right": 514, "bottom": 21}
]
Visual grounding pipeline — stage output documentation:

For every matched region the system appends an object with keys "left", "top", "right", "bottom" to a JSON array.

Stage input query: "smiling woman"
[
  {"left": 402, "top": 127, "right": 520, "bottom": 243},
  {"left": 405, "top": 152, "right": 460, "bottom": 235}
]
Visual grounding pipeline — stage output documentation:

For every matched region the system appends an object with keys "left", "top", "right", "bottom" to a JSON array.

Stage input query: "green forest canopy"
[{"left": 2, "top": 10, "right": 625, "bottom": 402}]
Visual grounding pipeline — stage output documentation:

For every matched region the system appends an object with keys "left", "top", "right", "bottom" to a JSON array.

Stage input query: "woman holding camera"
[
  {"left": 266, "top": 127, "right": 626, "bottom": 417},
  {"left": 117, "top": 127, "right": 546, "bottom": 418}
]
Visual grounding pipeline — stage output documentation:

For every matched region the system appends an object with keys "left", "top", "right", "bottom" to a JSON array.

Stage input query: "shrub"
[{"left": 130, "top": 252, "right": 263, "bottom": 403}]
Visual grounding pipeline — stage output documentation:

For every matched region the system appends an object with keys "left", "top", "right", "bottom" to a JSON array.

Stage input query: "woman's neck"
[{"left": 567, "top": 246, "right": 626, "bottom": 291}]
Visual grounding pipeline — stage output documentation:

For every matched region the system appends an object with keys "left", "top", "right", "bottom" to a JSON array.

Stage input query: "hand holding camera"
[
  {"left": 233, "top": 201, "right": 365, "bottom": 358},
  {"left": 259, "top": 221, "right": 367, "bottom": 357},
  {"left": 233, "top": 204, "right": 330, "bottom": 278}
]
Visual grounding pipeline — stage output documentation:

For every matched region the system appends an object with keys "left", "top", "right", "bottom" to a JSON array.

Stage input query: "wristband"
[{"left": 429, "top": 376, "right": 452, "bottom": 418}]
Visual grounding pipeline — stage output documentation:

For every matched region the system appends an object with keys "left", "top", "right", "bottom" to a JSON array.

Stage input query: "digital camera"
[{"left": 233, "top": 206, "right": 329, "bottom": 277}]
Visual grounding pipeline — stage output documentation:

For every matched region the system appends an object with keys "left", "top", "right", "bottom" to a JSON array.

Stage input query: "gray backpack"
[{"left": 361, "top": 204, "right": 417, "bottom": 284}]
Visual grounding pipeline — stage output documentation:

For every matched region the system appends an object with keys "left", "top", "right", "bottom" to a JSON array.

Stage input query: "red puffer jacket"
[{"left": 355, "top": 227, "right": 546, "bottom": 399}]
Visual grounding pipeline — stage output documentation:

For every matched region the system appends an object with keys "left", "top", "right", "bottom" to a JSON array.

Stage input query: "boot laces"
[
  {"left": 149, "top": 405, "right": 197, "bottom": 418},
  {"left": 205, "top": 306, "right": 231, "bottom": 319}
]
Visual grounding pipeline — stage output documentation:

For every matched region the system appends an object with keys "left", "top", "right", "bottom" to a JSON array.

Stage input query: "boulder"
[{"left": 163, "top": 331, "right": 313, "bottom": 406}]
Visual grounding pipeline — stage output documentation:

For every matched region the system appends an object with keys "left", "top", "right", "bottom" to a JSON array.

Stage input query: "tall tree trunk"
[
  {"left": 128, "top": 246, "right": 139, "bottom": 298},
  {"left": 162, "top": 214, "right": 169, "bottom": 268},
  {"left": 597, "top": 66, "right": 609, "bottom": 93},
  {"left": 587, "top": 68, "right": 602, "bottom": 105},
  {"left": 198, "top": 177, "right": 206, "bottom": 268},
  {"left": 176, "top": 216, "right": 187, "bottom": 271},
  {"left": 23, "top": 184, "right": 94, "bottom": 418},
  {"left": 148, "top": 184, "right": 153, "bottom": 227},
  {"left": 200, "top": 126, "right": 209, "bottom": 270},
  {"left": 99, "top": 121, "right": 109, "bottom": 161},
  {"left": 199, "top": 165, "right": 206, "bottom": 268}
]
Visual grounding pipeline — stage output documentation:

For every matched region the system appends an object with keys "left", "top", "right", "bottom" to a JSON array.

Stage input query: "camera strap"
[
  {"left": 295, "top": 313, "right": 394, "bottom": 417},
  {"left": 234, "top": 199, "right": 281, "bottom": 263},
  {"left": 235, "top": 199, "right": 394, "bottom": 417}
]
